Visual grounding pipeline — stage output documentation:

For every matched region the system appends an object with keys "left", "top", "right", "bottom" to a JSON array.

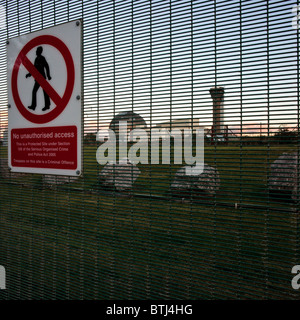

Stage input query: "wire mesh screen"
[{"left": 0, "top": 0, "right": 300, "bottom": 299}]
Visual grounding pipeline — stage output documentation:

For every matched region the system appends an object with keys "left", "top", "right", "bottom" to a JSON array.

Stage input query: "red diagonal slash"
[{"left": 20, "top": 53, "right": 61, "bottom": 106}]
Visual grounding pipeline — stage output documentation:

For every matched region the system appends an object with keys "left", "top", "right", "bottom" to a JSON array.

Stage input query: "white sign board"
[{"left": 7, "top": 20, "right": 82, "bottom": 176}]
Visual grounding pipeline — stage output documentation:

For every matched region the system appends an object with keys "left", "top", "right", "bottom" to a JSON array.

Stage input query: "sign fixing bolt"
[
  {"left": 76, "top": 21, "right": 80, "bottom": 26},
  {"left": 8, "top": 104, "right": 11, "bottom": 108},
  {"left": 7, "top": 40, "right": 9, "bottom": 45},
  {"left": 76, "top": 95, "right": 80, "bottom": 100},
  {"left": 76, "top": 170, "right": 80, "bottom": 175}
]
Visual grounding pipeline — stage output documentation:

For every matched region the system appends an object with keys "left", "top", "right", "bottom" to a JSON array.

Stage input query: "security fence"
[{"left": 0, "top": 0, "right": 300, "bottom": 299}]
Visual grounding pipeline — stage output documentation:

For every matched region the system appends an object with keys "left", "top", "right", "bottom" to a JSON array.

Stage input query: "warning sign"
[
  {"left": 8, "top": 20, "right": 82, "bottom": 176},
  {"left": 11, "top": 126, "right": 77, "bottom": 170},
  {"left": 12, "top": 35, "right": 75, "bottom": 124}
]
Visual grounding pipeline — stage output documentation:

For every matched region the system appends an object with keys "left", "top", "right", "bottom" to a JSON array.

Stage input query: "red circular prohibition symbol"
[{"left": 11, "top": 35, "right": 75, "bottom": 124}]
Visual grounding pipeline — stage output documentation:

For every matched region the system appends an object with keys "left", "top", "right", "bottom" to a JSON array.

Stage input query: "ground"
[{"left": 0, "top": 144, "right": 299, "bottom": 299}]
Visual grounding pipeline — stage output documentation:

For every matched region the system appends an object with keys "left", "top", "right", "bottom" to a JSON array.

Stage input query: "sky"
[{"left": 0, "top": 0, "right": 299, "bottom": 138}]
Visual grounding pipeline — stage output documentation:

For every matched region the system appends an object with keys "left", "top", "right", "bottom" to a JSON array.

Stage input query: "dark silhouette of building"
[{"left": 109, "top": 111, "right": 147, "bottom": 138}]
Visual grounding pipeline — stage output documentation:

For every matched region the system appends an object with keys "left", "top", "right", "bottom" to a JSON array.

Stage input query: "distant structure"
[
  {"left": 208, "top": 87, "right": 228, "bottom": 143},
  {"left": 155, "top": 118, "right": 200, "bottom": 131},
  {"left": 109, "top": 111, "right": 147, "bottom": 139},
  {"left": 154, "top": 118, "right": 203, "bottom": 139}
]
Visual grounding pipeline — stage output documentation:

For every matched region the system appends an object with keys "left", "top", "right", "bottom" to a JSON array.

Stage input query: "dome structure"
[{"left": 109, "top": 111, "right": 147, "bottom": 132}]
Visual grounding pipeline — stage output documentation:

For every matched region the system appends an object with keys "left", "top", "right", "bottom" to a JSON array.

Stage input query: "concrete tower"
[{"left": 209, "top": 86, "right": 225, "bottom": 136}]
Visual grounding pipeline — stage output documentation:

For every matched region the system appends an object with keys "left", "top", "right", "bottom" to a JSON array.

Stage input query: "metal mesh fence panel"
[{"left": 0, "top": 0, "right": 300, "bottom": 299}]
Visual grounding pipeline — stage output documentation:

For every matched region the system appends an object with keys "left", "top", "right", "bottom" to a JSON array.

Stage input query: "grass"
[{"left": 0, "top": 144, "right": 299, "bottom": 299}]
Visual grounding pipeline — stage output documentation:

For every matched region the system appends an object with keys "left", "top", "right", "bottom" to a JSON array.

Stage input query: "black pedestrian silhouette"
[{"left": 26, "top": 46, "right": 52, "bottom": 112}]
